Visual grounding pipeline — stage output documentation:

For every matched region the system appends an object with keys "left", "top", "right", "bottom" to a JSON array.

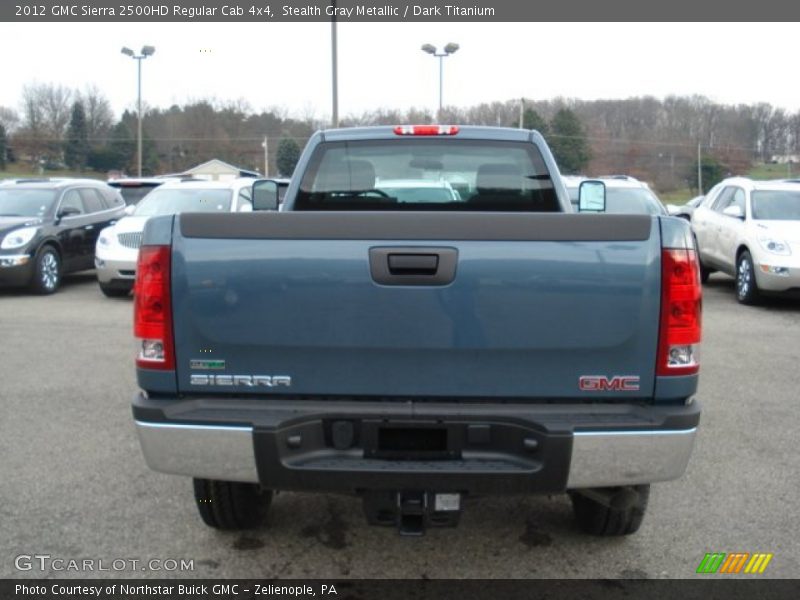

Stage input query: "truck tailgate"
[{"left": 171, "top": 212, "right": 660, "bottom": 399}]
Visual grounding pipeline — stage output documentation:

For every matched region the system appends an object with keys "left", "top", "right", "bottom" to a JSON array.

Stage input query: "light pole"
[
  {"left": 121, "top": 45, "right": 155, "bottom": 177},
  {"left": 261, "top": 136, "right": 269, "bottom": 176},
  {"left": 330, "top": 0, "right": 339, "bottom": 127},
  {"left": 421, "top": 42, "right": 459, "bottom": 118}
]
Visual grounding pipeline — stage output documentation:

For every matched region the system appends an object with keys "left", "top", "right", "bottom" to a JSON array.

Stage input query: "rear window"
[
  {"left": 604, "top": 188, "right": 665, "bottom": 216},
  {"left": 133, "top": 188, "right": 232, "bottom": 217},
  {"left": 110, "top": 183, "right": 161, "bottom": 206},
  {"left": 294, "top": 139, "right": 559, "bottom": 211}
]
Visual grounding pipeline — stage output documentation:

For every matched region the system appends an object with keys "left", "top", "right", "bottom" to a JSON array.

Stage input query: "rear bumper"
[
  {"left": 132, "top": 393, "right": 700, "bottom": 492},
  {"left": 94, "top": 256, "right": 136, "bottom": 284}
]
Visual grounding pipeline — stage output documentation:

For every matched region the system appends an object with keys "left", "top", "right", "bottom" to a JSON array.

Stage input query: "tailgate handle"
[
  {"left": 388, "top": 253, "right": 439, "bottom": 275},
  {"left": 369, "top": 247, "right": 458, "bottom": 286}
]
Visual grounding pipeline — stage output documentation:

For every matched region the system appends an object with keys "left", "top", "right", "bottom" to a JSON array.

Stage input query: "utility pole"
[
  {"left": 697, "top": 142, "right": 703, "bottom": 195},
  {"left": 268, "top": 136, "right": 269, "bottom": 177},
  {"left": 519, "top": 98, "right": 524, "bottom": 129}
]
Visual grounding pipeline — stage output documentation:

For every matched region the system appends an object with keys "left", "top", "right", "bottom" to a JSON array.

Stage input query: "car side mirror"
[
  {"left": 57, "top": 206, "right": 81, "bottom": 221},
  {"left": 253, "top": 180, "right": 279, "bottom": 211},
  {"left": 578, "top": 180, "right": 606, "bottom": 212},
  {"left": 666, "top": 204, "right": 679, "bottom": 215},
  {"left": 722, "top": 205, "right": 744, "bottom": 219},
  {"left": 124, "top": 205, "right": 136, "bottom": 216}
]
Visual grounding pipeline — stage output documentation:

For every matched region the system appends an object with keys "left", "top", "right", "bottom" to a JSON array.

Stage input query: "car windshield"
[
  {"left": 751, "top": 190, "right": 800, "bottom": 220},
  {"left": 0, "top": 189, "right": 58, "bottom": 217},
  {"left": 133, "top": 188, "right": 232, "bottom": 216},
  {"left": 604, "top": 188, "right": 665, "bottom": 215},
  {"left": 295, "top": 139, "right": 559, "bottom": 211}
]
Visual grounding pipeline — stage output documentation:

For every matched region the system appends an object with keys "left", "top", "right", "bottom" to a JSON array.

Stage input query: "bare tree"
[
  {"left": 0, "top": 106, "right": 20, "bottom": 132},
  {"left": 17, "top": 83, "right": 73, "bottom": 164}
]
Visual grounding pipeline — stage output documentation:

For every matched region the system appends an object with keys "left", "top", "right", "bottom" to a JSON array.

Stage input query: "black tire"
[
  {"left": 699, "top": 263, "right": 711, "bottom": 284},
  {"left": 569, "top": 485, "right": 650, "bottom": 536},
  {"left": 736, "top": 250, "right": 760, "bottom": 305},
  {"left": 99, "top": 282, "right": 131, "bottom": 298},
  {"left": 30, "top": 245, "right": 61, "bottom": 294},
  {"left": 193, "top": 478, "right": 272, "bottom": 530}
]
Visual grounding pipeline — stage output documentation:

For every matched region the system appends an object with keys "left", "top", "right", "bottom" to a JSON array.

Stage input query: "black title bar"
[
  {"left": 4, "top": 579, "right": 800, "bottom": 600},
  {"left": 3, "top": 0, "right": 800, "bottom": 21}
]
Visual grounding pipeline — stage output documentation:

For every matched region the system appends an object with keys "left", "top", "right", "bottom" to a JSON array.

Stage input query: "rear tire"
[
  {"left": 736, "top": 250, "right": 760, "bottom": 305},
  {"left": 193, "top": 479, "right": 272, "bottom": 530},
  {"left": 699, "top": 264, "right": 711, "bottom": 284},
  {"left": 30, "top": 246, "right": 61, "bottom": 294},
  {"left": 569, "top": 485, "right": 650, "bottom": 536}
]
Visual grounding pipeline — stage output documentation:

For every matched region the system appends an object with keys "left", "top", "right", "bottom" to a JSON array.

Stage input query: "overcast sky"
[{"left": 1, "top": 22, "right": 797, "bottom": 122}]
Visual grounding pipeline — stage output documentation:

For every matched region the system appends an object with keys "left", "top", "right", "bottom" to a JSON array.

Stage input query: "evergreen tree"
[
  {"left": 276, "top": 137, "right": 301, "bottom": 177},
  {"left": 108, "top": 121, "right": 135, "bottom": 173},
  {"left": 688, "top": 155, "right": 726, "bottom": 194},
  {"left": 522, "top": 108, "right": 549, "bottom": 134},
  {"left": 549, "top": 108, "right": 591, "bottom": 174},
  {"left": 64, "top": 101, "right": 89, "bottom": 170}
]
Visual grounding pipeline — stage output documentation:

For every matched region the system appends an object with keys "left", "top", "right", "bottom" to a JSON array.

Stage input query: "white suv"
[
  {"left": 692, "top": 177, "right": 800, "bottom": 304},
  {"left": 563, "top": 175, "right": 668, "bottom": 216},
  {"left": 94, "top": 178, "right": 256, "bottom": 297}
]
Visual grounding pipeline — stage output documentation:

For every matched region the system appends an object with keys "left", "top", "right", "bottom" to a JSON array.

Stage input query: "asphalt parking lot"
[{"left": 1, "top": 272, "right": 798, "bottom": 579}]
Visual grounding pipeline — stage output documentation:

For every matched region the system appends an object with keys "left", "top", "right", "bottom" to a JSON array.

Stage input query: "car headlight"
[
  {"left": 98, "top": 234, "right": 110, "bottom": 246},
  {"left": 1, "top": 227, "right": 38, "bottom": 250},
  {"left": 757, "top": 235, "right": 791, "bottom": 256}
]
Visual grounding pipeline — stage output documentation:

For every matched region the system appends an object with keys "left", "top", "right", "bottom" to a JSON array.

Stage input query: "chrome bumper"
[
  {"left": 134, "top": 420, "right": 697, "bottom": 489},
  {"left": 566, "top": 428, "right": 697, "bottom": 488},
  {"left": 135, "top": 421, "right": 258, "bottom": 483}
]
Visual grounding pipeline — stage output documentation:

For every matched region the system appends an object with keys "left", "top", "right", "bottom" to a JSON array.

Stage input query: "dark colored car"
[
  {"left": 107, "top": 178, "right": 166, "bottom": 206},
  {"left": 0, "top": 178, "right": 126, "bottom": 293}
]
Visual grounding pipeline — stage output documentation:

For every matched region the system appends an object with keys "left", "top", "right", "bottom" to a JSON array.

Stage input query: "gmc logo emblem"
[{"left": 579, "top": 375, "right": 641, "bottom": 392}]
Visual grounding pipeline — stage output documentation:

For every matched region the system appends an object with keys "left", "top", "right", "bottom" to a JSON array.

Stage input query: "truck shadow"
[{"left": 207, "top": 491, "right": 636, "bottom": 578}]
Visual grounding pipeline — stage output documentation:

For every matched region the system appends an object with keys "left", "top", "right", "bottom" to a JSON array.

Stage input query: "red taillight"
[
  {"left": 393, "top": 125, "right": 459, "bottom": 136},
  {"left": 657, "top": 248, "right": 702, "bottom": 376},
  {"left": 133, "top": 245, "right": 174, "bottom": 370}
]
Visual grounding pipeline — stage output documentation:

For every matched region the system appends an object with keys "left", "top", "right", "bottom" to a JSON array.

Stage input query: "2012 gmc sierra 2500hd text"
[{"left": 131, "top": 126, "right": 701, "bottom": 536}]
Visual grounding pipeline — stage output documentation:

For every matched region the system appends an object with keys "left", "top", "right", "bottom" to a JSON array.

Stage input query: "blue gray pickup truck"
[{"left": 132, "top": 125, "right": 702, "bottom": 536}]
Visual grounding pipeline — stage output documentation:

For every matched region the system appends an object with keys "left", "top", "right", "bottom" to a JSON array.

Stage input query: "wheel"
[
  {"left": 699, "top": 264, "right": 711, "bottom": 284},
  {"left": 736, "top": 250, "right": 760, "bottom": 305},
  {"left": 193, "top": 478, "right": 272, "bottom": 530},
  {"left": 99, "top": 282, "right": 131, "bottom": 298},
  {"left": 30, "top": 246, "right": 61, "bottom": 294},
  {"left": 569, "top": 485, "right": 650, "bottom": 536}
]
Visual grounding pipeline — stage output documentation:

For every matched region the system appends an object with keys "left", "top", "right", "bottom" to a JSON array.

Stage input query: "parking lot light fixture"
[
  {"left": 421, "top": 42, "right": 460, "bottom": 119},
  {"left": 121, "top": 45, "right": 156, "bottom": 177}
]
